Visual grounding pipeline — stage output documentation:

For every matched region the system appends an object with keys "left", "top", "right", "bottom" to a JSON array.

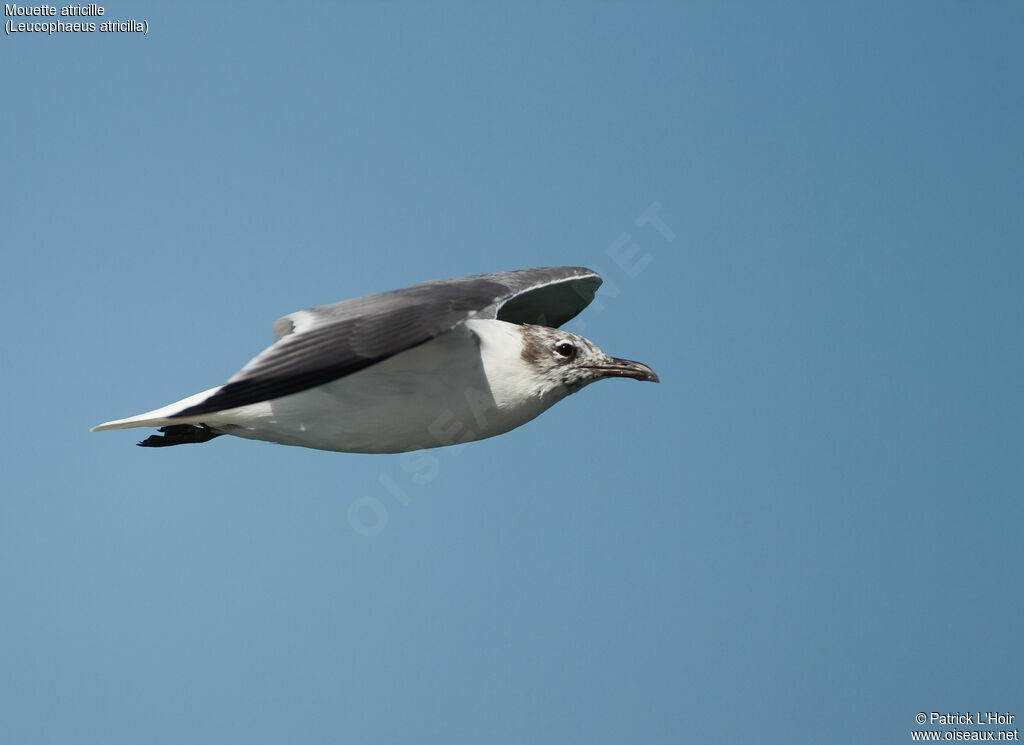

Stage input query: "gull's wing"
[{"left": 174, "top": 266, "right": 601, "bottom": 418}]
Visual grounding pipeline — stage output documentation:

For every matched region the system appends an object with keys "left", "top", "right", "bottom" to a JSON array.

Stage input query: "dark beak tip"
[{"left": 604, "top": 358, "right": 659, "bottom": 383}]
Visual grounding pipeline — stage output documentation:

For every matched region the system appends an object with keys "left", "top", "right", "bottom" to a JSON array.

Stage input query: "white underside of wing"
[
  {"left": 203, "top": 320, "right": 563, "bottom": 453},
  {"left": 200, "top": 321, "right": 550, "bottom": 453}
]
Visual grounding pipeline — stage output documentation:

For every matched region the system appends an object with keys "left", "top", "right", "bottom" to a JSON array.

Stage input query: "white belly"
[{"left": 203, "top": 321, "right": 567, "bottom": 453}]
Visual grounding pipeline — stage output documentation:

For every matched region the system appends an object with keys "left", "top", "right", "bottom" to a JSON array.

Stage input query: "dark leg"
[{"left": 137, "top": 424, "right": 223, "bottom": 448}]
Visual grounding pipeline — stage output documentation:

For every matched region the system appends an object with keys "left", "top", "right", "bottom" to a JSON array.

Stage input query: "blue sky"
[{"left": 3, "top": 3, "right": 1022, "bottom": 743}]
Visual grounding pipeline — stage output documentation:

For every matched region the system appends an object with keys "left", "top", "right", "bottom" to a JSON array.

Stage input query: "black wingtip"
[{"left": 137, "top": 424, "right": 222, "bottom": 448}]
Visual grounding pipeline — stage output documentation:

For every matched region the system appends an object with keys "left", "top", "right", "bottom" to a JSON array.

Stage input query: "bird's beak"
[{"left": 586, "top": 357, "right": 660, "bottom": 383}]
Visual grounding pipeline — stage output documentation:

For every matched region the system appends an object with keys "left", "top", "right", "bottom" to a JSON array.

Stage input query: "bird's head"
[{"left": 519, "top": 324, "right": 659, "bottom": 394}]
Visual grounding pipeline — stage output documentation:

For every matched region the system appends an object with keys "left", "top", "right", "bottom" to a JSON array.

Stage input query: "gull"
[{"left": 91, "top": 267, "right": 659, "bottom": 453}]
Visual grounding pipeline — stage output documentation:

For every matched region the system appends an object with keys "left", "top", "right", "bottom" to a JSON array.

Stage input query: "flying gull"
[{"left": 91, "top": 267, "right": 659, "bottom": 453}]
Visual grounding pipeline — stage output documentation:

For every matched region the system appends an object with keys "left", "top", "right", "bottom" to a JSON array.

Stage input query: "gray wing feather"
[{"left": 175, "top": 267, "right": 601, "bottom": 417}]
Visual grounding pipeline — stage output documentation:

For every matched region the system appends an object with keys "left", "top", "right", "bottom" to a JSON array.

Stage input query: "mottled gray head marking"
[
  {"left": 519, "top": 325, "right": 659, "bottom": 393},
  {"left": 519, "top": 324, "right": 549, "bottom": 365}
]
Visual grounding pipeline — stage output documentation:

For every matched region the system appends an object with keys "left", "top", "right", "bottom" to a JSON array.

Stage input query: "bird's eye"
[{"left": 555, "top": 342, "right": 576, "bottom": 358}]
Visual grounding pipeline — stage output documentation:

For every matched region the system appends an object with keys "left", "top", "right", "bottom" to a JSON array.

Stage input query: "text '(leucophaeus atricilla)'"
[{"left": 91, "top": 267, "right": 659, "bottom": 453}]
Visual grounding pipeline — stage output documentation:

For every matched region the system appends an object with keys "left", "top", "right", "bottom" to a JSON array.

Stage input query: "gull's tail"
[{"left": 91, "top": 386, "right": 225, "bottom": 447}]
